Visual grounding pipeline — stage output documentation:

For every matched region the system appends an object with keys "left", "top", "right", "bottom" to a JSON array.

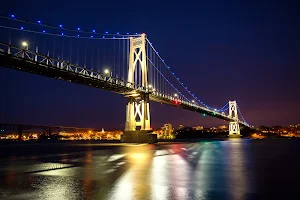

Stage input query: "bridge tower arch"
[
  {"left": 125, "top": 34, "right": 151, "bottom": 131},
  {"left": 228, "top": 100, "right": 240, "bottom": 136}
]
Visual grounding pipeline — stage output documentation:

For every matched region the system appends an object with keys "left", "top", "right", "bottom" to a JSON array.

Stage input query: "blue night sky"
[{"left": 0, "top": 0, "right": 299, "bottom": 129}]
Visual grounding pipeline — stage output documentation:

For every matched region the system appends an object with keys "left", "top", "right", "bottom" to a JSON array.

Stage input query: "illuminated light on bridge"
[
  {"left": 173, "top": 100, "right": 180, "bottom": 105},
  {"left": 0, "top": 15, "right": 251, "bottom": 141},
  {"left": 21, "top": 41, "right": 28, "bottom": 47}
]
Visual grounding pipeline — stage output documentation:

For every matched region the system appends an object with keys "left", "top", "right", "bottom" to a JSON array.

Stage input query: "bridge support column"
[
  {"left": 125, "top": 97, "right": 136, "bottom": 131},
  {"left": 229, "top": 122, "right": 240, "bottom": 136},
  {"left": 122, "top": 34, "right": 156, "bottom": 143},
  {"left": 228, "top": 100, "right": 241, "bottom": 137},
  {"left": 125, "top": 94, "right": 151, "bottom": 131}
]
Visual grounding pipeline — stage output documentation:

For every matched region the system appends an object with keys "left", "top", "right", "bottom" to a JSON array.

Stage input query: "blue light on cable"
[
  {"left": 42, "top": 30, "right": 45, "bottom": 33},
  {"left": 37, "top": 20, "right": 41, "bottom": 24},
  {"left": 20, "top": 27, "right": 24, "bottom": 30},
  {"left": 59, "top": 25, "right": 63, "bottom": 28},
  {"left": 103, "top": 36, "right": 105, "bottom": 38},
  {"left": 105, "top": 31, "right": 108, "bottom": 34},
  {"left": 90, "top": 35, "right": 93, "bottom": 38},
  {"left": 77, "top": 34, "right": 80, "bottom": 37},
  {"left": 61, "top": 32, "right": 64, "bottom": 35},
  {"left": 117, "top": 32, "right": 119, "bottom": 34},
  {"left": 11, "top": 14, "right": 15, "bottom": 18},
  {"left": 93, "top": 30, "right": 95, "bottom": 33},
  {"left": 77, "top": 28, "right": 80, "bottom": 31}
]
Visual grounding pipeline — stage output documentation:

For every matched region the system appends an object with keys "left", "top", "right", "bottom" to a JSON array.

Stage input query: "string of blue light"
[
  {"left": 147, "top": 57, "right": 190, "bottom": 101},
  {"left": 0, "top": 25, "right": 131, "bottom": 40},
  {"left": 2, "top": 14, "right": 141, "bottom": 37},
  {"left": 237, "top": 104, "right": 249, "bottom": 125},
  {"left": 218, "top": 102, "right": 229, "bottom": 112},
  {"left": 146, "top": 38, "right": 231, "bottom": 112}
]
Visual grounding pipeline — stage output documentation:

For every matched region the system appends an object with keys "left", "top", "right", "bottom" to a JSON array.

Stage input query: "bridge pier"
[
  {"left": 229, "top": 122, "right": 241, "bottom": 138},
  {"left": 228, "top": 101, "right": 241, "bottom": 138},
  {"left": 123, "top": 94, "right": 156, "bottom": 143},
  {"left": 125, "top": 94, "right": 151, "bottom": 131}
]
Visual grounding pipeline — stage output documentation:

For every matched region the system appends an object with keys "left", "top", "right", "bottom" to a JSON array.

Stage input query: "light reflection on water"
[
  {"left": 226, "top": 139, "right": 248, "bottom": 200},
  {"left": 0, "top": 140, "right": 259, "bottom": 200}
]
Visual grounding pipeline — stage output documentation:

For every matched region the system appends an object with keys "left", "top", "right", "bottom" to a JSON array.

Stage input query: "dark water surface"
[{"left": 0, "top": 139, "right": 300, "bottom": 200}]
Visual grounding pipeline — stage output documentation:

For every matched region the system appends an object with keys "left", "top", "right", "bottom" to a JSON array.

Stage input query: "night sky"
[{"left": 0, "top": 0, "right": 299, "bottom": 129}]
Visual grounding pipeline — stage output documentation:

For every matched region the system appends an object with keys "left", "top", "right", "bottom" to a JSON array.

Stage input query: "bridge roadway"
[{"left": 0, "top": 42, "right": 248, "bottom": 127}]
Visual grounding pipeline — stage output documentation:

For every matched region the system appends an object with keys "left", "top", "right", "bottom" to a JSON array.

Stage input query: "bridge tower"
[
  {"left": 228, "top": 100, "right": 240, "bottom": 137},
  {"left": 125, "top": 34, "right": 151, "bottom": 132}
]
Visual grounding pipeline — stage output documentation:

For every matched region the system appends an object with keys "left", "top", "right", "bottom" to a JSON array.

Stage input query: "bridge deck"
[{"left": 0, "top": 43, "right": 248, "bottom": 127}]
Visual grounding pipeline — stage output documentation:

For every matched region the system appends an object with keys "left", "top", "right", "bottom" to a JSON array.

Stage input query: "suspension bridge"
[{"left": 0, "top": 15, "right": 251, "bottom": 142}]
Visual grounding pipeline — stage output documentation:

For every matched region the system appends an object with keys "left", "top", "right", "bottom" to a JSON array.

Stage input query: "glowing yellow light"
[
  {"left": 104, "top": 69, "right": 109, "bottom": 74},
  {"left": 22, "top": 41, "right": 28, "bottom": 47}
]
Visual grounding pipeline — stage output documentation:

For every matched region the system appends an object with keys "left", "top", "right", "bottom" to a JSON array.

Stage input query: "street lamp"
[
  {"left": 104, "top": 69, "right": 109, "bottom": 74},
  {"left": 104, "top": 69, "right": 112, "bottom": 76},
  {"left": 21, "top": 41, "right": 28, "bottom": 50}
]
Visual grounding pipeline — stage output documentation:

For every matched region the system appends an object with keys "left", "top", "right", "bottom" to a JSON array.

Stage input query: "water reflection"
[
  {"left": 0, "top": 141, "right": 256, "bottom": 200},
  {"left": 226, "top": 139, "right": 249, "bottom": 200}
]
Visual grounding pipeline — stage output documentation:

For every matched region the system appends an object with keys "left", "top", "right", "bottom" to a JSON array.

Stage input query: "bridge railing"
[
  {"left": 0, "top": 42, "right": 147, "bottom": 92},
  {"left": 149, "top": 92, "right": 249, "bottom": 127}
]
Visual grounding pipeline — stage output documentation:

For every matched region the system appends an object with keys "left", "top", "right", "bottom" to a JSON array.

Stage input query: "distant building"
[
  {"left": 193, "top": 126, "right": 204, "bottom": 130},
  {"left": 162, "top": 124, "right": 173, "bottom": 136},
  {"left": 219, "top": 125, "right": 227, "bottom": 129},
  {"left": 178, "top": 125, "right": 184, "bottom": 130}
]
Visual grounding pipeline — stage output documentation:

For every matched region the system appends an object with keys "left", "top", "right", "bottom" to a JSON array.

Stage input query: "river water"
[{"left": 0, "top": 139, "right": 299, "bottom": 200}]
